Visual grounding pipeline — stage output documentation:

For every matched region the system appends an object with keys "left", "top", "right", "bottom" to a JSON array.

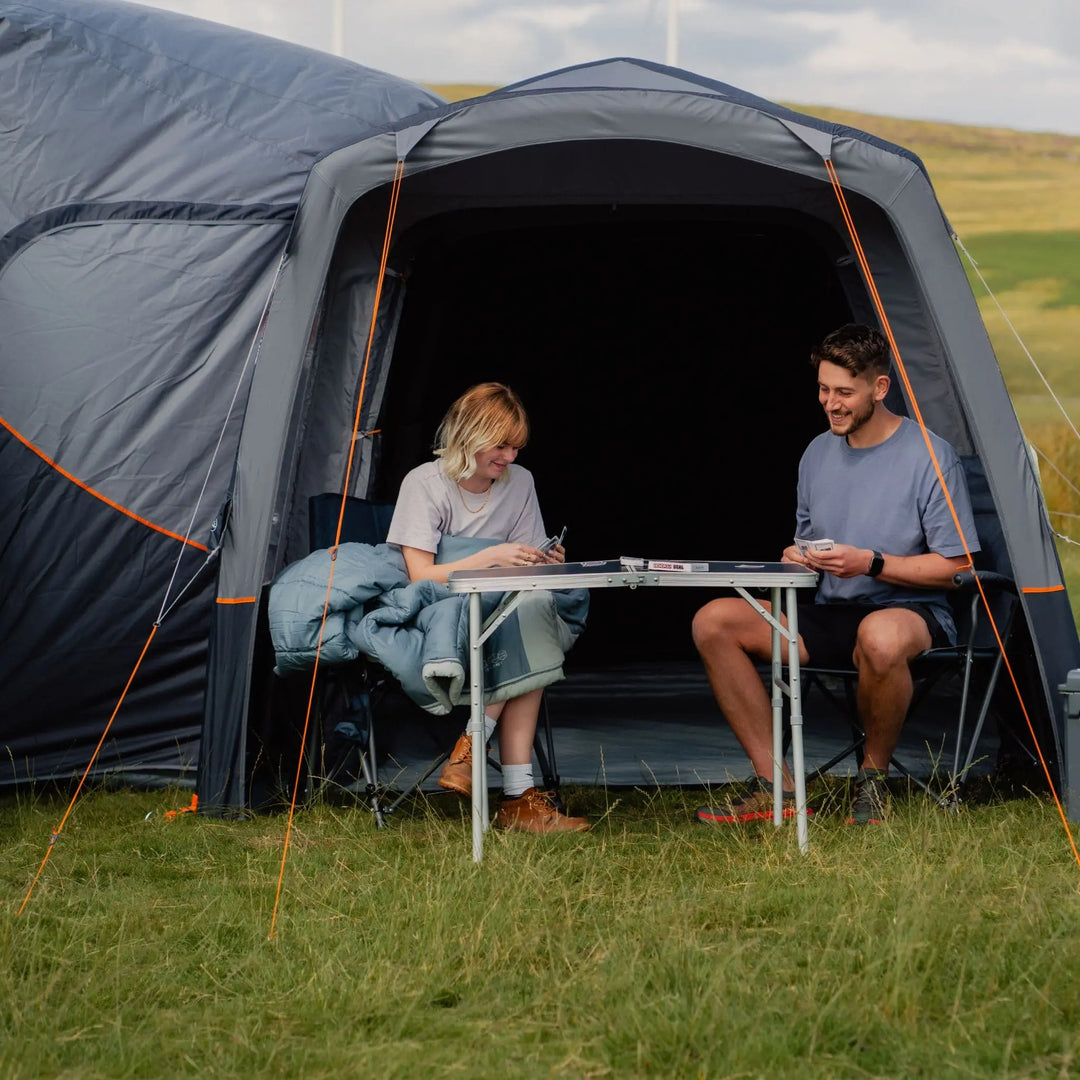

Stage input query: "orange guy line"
[
  {"left": 19, "top": 625, "right": 160, "bottom": 914},
  {"left": 825, "top": 159, "right": 1080, "bottom": 869},
  {"left": 269, "top": 160, "right": 408, "bottom": 939}
]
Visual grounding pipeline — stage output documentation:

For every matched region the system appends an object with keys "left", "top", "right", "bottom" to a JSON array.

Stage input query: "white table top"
[{"left": 447, "top": 558, "right": 818, "bottom": 593}]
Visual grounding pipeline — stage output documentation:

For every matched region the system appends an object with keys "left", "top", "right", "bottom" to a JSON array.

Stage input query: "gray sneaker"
[{"left": 846, "top": 769, "right": 889, "bottom": 825}]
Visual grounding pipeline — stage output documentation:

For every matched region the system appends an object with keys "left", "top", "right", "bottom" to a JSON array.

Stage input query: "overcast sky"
[{"left": 140, "top": 0, "right": 1080, "bottom": 136}]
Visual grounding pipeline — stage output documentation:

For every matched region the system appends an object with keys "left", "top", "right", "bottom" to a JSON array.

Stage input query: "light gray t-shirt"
[
  {"left": 386, "top": 460, "right": 547, "bottom": 553},
  {"left": 796, "top": 417, "right": 979, "bottom": 636}
]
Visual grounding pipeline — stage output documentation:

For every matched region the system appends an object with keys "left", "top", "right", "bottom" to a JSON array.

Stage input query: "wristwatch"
[{"left": 867, "top": 550, "right": 885, "bottom": 578}]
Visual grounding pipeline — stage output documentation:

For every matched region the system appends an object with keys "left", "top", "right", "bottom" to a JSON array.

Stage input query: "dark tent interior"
[{"left": 371, "top": 204, "right": 855, "bottom": 666}]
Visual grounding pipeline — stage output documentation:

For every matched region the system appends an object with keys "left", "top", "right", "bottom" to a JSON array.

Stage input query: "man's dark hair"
[{"left": 810, "top": 324, "right": 891, "bottom": 379}]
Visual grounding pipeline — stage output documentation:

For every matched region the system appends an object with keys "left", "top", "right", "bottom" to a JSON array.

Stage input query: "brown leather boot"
[
  {"left": 494, "top": 787, "right": 590, "bottom": 834},
  {"left": 437, "top": 732, "right": 473, "bottom": 797}
]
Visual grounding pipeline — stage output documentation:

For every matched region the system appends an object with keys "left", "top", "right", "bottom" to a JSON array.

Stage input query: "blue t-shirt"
[{"left": 795, "top": 417, "right": 979, "bottom": 641}]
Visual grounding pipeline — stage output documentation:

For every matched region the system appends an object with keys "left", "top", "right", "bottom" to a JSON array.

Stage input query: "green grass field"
[
  {"left": 963, "top": 232, "right": 1080, "bottom": 310},
  {"left": 7, "top": 100, "right": 1080, "bottom": 1078},
  {"left": 4, "top": 784, "right": 1080, "bottom": 1079}
]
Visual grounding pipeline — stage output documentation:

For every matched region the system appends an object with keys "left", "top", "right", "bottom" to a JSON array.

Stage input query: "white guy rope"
[
  {"left": 156, "top": 247, "right": 289, "bottom": 623},
  {"left": 956, "top": 237, "right": 1080, "bottom": 548}
]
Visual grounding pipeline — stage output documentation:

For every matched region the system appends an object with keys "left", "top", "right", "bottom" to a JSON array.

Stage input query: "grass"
[
  {"left": 4, "top": 783, "right": 1080, "bottom": 1079},
  {"left": 962, "top": 232, "right": 1080, "bottom": 310}
]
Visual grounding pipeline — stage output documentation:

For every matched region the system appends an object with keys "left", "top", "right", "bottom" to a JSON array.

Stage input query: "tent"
[{"left": 3, "top": 2, "right": 1077, "bottom": 816}]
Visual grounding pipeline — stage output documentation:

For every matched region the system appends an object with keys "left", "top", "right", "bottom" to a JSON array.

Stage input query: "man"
[{"left": 692, "top": 324, "right": 979, "bottom": 825}]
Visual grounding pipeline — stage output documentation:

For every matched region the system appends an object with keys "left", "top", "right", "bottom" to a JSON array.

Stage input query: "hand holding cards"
[
  {"left": 538, "top": 525, "right": 567, "bottom": 554},
  {"left": 794, "top": 536, "right": 834, "bottom": 556}
]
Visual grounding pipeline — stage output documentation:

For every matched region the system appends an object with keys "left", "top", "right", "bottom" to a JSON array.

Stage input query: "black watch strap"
[{"left": 867, "top": 550, "right": 885, "bottom": 578}]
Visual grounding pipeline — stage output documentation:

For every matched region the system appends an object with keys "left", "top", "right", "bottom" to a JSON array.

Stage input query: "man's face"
[{"left": 816, "top": 360, "right": 884, "bottom": 438}]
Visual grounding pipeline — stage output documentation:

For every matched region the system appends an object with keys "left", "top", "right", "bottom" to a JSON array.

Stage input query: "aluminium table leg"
[
  {"left": 771, "top": 586, "right": 784, "bottom": 827},
  {"left": 786, "top": 586, "right": 809, "bottom": 854},
  {"left": 469, "top": 591, "right": 486, "bottom": 863}
]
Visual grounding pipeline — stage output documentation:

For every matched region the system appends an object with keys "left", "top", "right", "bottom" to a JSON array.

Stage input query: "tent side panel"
[
  {"left": 0, "top": 445, "right": 212, "bottom": 784},
  {"left": 831, "top": 141, "right": 1079, "bottom": 794},
  {"left": 0, "top": 216, "right": 293, "bottom": 787},
  {"left": 284, "top": 260, "right": 407, "bottom": 561},
  {"left": 199, "top": 161, "right": 402, "bottom": 807}
]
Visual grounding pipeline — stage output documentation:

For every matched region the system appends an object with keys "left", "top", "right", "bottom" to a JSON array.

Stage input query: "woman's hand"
[
  {"left": 541, "top": 543, "right": 566, "bottom": 565},
  {"left": 481, "top": 542, "right": 547, "bottom": 568}
]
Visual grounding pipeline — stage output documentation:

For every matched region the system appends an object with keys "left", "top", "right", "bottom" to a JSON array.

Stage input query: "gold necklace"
[{"left": 457, "top": 481, "right": 493, "bottom": 514}]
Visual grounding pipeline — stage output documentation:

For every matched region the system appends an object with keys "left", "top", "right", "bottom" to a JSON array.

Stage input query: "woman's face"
[{"left": 473, "top": 443, "right": 519, "bottom": 484}]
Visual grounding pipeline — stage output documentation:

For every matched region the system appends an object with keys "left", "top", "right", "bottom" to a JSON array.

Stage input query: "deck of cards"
[{"left": 794, "top": 537, "right": 835, "bottom": 556}]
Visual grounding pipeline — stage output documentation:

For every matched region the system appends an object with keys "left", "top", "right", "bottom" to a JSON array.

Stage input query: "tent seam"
[
  {"left": 0, "top": 413, "right": 208, "bottom": 551},
  {"left": 0, "top": 209, "right": 291, "bottom": 279}
]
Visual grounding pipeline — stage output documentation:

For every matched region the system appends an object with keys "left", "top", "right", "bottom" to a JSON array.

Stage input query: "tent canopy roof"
[
  {"left": 0, "top": 0, "right": 444, "bottom": 234},
  {"left": 407, "top": 57, "right": 930, "bottom": 182}
]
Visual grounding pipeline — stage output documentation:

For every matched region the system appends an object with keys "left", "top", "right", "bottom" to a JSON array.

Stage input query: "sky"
[{"left": 139, "top": 0, "right": 1080, "bottom": 136}]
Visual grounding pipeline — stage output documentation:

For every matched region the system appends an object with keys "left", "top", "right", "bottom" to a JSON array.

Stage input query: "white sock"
[
  {"left": 501, "top": 763, "right": 533, "bottom": 798},
  {"left": 484, "top": 713, "right": 497, "bottom": 742}
]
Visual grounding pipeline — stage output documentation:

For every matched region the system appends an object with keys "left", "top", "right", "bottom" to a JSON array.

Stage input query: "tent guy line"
[
  {"left": 269, "top": 160, "right": 405, "bottom": 939},
  {"left": 17, "top": 625, "right": 160, "bottom": 916},
  {"left": 15, "top": 247, "right": 288, "bottom": 914}
]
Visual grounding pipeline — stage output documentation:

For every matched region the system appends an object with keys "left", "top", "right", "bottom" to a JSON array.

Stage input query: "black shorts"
[{"left": 796, "top": 602, "right": 950, "bottom": 670}]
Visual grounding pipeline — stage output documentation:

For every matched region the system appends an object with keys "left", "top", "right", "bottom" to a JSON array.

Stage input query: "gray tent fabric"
[
  {"left": 1, "top": 8, "right": 1076, "bottom": 817},
  {"left": 0, "top": 0, "right": 442, "bottom": 786}
]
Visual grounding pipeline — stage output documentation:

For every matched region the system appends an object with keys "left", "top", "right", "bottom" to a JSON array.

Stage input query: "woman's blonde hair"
[{"left": 434, "top": 382, "right": 530, "bottom": 481}]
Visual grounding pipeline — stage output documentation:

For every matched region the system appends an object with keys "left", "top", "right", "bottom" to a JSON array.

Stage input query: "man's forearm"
[{"left": 869, "top": 550, "right": 970, "bottom": 589}]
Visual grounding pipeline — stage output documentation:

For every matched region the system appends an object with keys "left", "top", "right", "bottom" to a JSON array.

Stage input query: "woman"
[{"left": 385, "top": 382, "right": 589, "bottom": 834}]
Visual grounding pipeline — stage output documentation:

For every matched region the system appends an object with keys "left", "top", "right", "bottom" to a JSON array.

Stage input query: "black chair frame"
[{"left": 791, "top": 569, "right": 1019, "bottom": 802}]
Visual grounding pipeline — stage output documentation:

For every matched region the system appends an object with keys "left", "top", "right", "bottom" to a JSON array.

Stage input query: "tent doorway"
[{"left": 372, "top": 205, "right": 855, "bottom": 666}]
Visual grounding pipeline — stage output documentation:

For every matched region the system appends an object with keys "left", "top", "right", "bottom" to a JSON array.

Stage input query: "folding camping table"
[{"left": 446, "top": 558, "right": 819, "bottom": 861}]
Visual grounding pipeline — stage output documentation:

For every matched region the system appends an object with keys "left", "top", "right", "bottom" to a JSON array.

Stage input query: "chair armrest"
[{"left": 952, "top": 569, "right": 1017, "bottom": 594}]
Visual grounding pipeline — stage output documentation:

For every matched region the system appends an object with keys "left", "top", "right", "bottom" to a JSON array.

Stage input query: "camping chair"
[
  {"left": 795, "top": 569, "right": 1019, "bottom": 803},
  {"left": 300, "top": 492, "right": 561, "bottom": 825}
]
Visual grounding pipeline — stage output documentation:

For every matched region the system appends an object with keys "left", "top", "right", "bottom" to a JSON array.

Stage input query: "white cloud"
[
  {"left": 133, "top": 0, "right": 1080, "bottom": 135},
  {"left": 505, "top": 4, "right": 608, "bottom": 33},
  {"left": 786, "top": 9, "right": 1070, "bottom": 77}
]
